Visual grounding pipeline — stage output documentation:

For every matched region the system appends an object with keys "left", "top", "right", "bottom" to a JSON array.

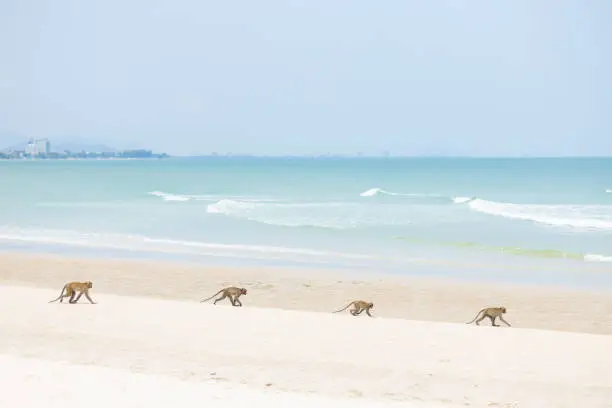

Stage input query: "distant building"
[
  {"left": 36, "top": 138, "right": 50, "bottom": 155},
  {"left": 0, "top": 138, "right": 168, "bottom": 160},
  {"left": 25, "top": 138, "right": 51, "bottom": 156}
]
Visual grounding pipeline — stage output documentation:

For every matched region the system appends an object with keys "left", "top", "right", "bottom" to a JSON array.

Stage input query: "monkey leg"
[
  {"left": 59, "top": 290, "right": 71, "bottom": 303},
  {"left": 233, "top": 297, "right": 242, "bottom": 307},
  {"left": 366, "top": 309, "right": 373, "bottom": 317},
  {"left": 499, "top": 317, "right": 511, "bottom": 327},
  {"left": 475, "top": 314, "right": 486, "bottom": 325},
  {"left": 68, "top": 292, "right": 78, "bottom": 303},
  {"left": 213, "top": 294, "right": 227, "bottom": 305},
  {"left": 489, "top": 316, "right": 499, "bottom": 327}
]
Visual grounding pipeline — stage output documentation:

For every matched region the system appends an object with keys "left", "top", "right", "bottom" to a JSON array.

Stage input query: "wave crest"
[
  {"left": 153, "top": 188, "right": 612, "bottom": 232},
  {"left": 149, "top": 191, "right": 190, "bottom": 202},
  {"left": 452, "top": 196, "right": 473, "bottom": 204},
  {"left": 360, "top": 187, "right": 474, "bottom": 204},
  {"left": 359, "top": 187, "right": 442, "bottom": 198},
  {"left": 359, "top": 188, "right": 612, "bottom": 230},
  {"left": 149, "top": 191, "right": 284, "bottom": 203},
  {"left": 466, "top": 199, "right": 612, "bottom": 231},
  {"left": 360, "top": 188, "right": 392, "bottom": 197}
]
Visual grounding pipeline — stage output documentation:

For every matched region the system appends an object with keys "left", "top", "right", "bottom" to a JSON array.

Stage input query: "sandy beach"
[
  {"left": 1, "top": 252, "right": 612, "bottom": 335},
  {"left": 1, "top": 252, "right": 612, "bottom": 407}
]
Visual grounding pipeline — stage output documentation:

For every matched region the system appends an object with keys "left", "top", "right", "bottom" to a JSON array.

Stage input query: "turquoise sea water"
[{"left": 1, "top": 157, "right": 611, "bottom": 287}]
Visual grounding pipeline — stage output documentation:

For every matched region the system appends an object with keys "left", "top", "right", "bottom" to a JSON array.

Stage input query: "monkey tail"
[
  {"left": 466, "top": 309, "right": 484, "bottom": 324},
  {"left": 332, "top": 302, "right": 354, "bottom": 313},
  {"left": 48, "top": 285, "right": 67, "bottom": 303},
  {"left": 199, "top": 290, "right": 223, "bottom": 303}
]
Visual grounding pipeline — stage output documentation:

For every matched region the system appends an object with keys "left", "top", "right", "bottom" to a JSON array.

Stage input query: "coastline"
[
  {"left": 0, "top": 156, "right": 168, "bottom": 161},
  {"left": 3, "top": 238, "right": 612, "bottom": 291},
  {"left": 1, "top": 251, "right": 611, "bottom": 335}
]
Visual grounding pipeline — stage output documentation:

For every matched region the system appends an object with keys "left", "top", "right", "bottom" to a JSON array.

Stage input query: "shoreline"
[
  {"left": 3, "top": 240, "right": 612, "bottom": 291},
  {"left": 1, "top": 251, "right": 611, "bottom": 335}
]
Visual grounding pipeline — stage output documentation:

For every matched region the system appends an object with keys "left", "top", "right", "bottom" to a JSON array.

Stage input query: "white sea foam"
[
  {"left": 465, "top": 199, "right": 612, "bottom": 231},
  {"left": 360, "top": 188, "right": 474, "bottom": 204},
  {"left": 147, "top": 190, "right": 612, "bottom": 233},
  {"left": 606, "top": 189, "right": 612, "bottom": 193},
  {"left": 149, "top": 191, "right": 191, "bottom": 201},
  {"left": 207, "top": 194, "right": 612, "bottom": 232},
  {"left": 206, "top": 199, "right": 416, "bottom": 229},
  {"left": 360, "top": 187, "right": 439, "bottom": 199},
  {"left": 360, "top": 187, "right": 430, "bottom": 198},
  {"left": 360, "top": 188, "right": 389, "bottom": 197},
  {"left": 584, "top": 254, "right": 612, "bottom": 263},
  {"left": 0, "top": 226, "right": 374, "bottom": 264},
  {"left": 360, "top": 189, "right": 612, "bottom": 231},
  {"left": 452, "top": 196, "right": 474, "bottom": 204},
  {"left": 207, "top": 199, "right": 258, "bottom": 214},
  {"left": 149, "top": 191, "right": 283, "bottom": 203}
]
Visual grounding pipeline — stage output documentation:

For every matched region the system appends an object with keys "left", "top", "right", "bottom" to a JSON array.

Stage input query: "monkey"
[
  {"left": 199, "top": 287, "right": 247, "bottom": 307},
  {"left": 48, "top": 284, "right": 77, "bottom": 304},
  {"left": 332, "top": 300, "right": 374, "bottom": 317},
  {"left": 466, "top": 306, "right": 511, "bottom": 327},
  {"left": 48, "top": 281, "right": 96, "bottom": 304}
]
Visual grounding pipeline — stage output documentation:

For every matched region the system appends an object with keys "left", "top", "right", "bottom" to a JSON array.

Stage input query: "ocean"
[{"left": 1, "top": 157, "right": 611, "bottom": 288}]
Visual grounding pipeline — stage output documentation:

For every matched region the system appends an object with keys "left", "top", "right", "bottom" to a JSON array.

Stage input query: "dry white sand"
[
  {"left": 1, "top": 253, "right": 612, "bottom": 407},
  {"left": 1, "top": 285, "right": 612, "bottom": 407},
  {"left": 0, "top": 355, "right": 412, "bottom": 408},
  {"left": 1, "top": 252, "right": 612, "bottom": 335}
]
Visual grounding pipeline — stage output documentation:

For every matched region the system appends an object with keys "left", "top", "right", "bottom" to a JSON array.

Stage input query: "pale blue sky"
[{"left": 0, "top": 0, "right": 610, "bottom": 156}]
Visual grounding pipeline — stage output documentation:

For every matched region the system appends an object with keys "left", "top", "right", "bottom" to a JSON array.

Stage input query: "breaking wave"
[
  {"left": 206, "top": 199, "right": 414, "bottom": 229},
  {"left": 153, "top": 187, "right": 612, "bottom": 232},
  {"left": 148, "top": 191, "right": 281, "bottom": 203},
  {"left": 466, "top": 199, "right": 612, "bottom": 231},
  {"left": 359, "top": 188, "right": 473, "bottom": 203},
  {"left": 452, "top": 197, "right": 474, "bottom": 204},
  {"left": 149, "top": 191, "right": 191, "bottom": 202},
  {"left": 584, "top": 254, "right": 612, "bottom": 262},
  {"left": 359, "top": 188, "right": 612, "bottom": 231},
  {"left": 360, "top": 187, "right": 416, "bottom": 197}
]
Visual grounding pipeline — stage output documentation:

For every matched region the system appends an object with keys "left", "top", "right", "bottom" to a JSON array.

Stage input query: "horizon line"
[{"left": 172, "top": 154, "right": 612, "bottom": 159}]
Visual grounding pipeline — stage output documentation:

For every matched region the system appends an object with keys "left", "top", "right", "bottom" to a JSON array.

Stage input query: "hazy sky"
[{"left": 0, "top": 1, "right": 610, "bottom": 156}]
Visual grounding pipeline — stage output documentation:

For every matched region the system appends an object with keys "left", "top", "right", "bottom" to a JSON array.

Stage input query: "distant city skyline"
[
  {"left": 2, "top": 133, "right": 612, "bottom": 158},
  {"left": 0, "top": 136, "right": 167, "bottom": 159},
  {"left": 1, "top": 1, "right": 610, "bottom": 157}
]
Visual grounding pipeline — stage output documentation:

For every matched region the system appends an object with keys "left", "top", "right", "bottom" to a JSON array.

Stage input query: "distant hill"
[
  {"left": 0, "top": 133, "right": 27, "bottom": 151},
  {"left": 52, "top": 142, "right": 117, "bottom": 153}
]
